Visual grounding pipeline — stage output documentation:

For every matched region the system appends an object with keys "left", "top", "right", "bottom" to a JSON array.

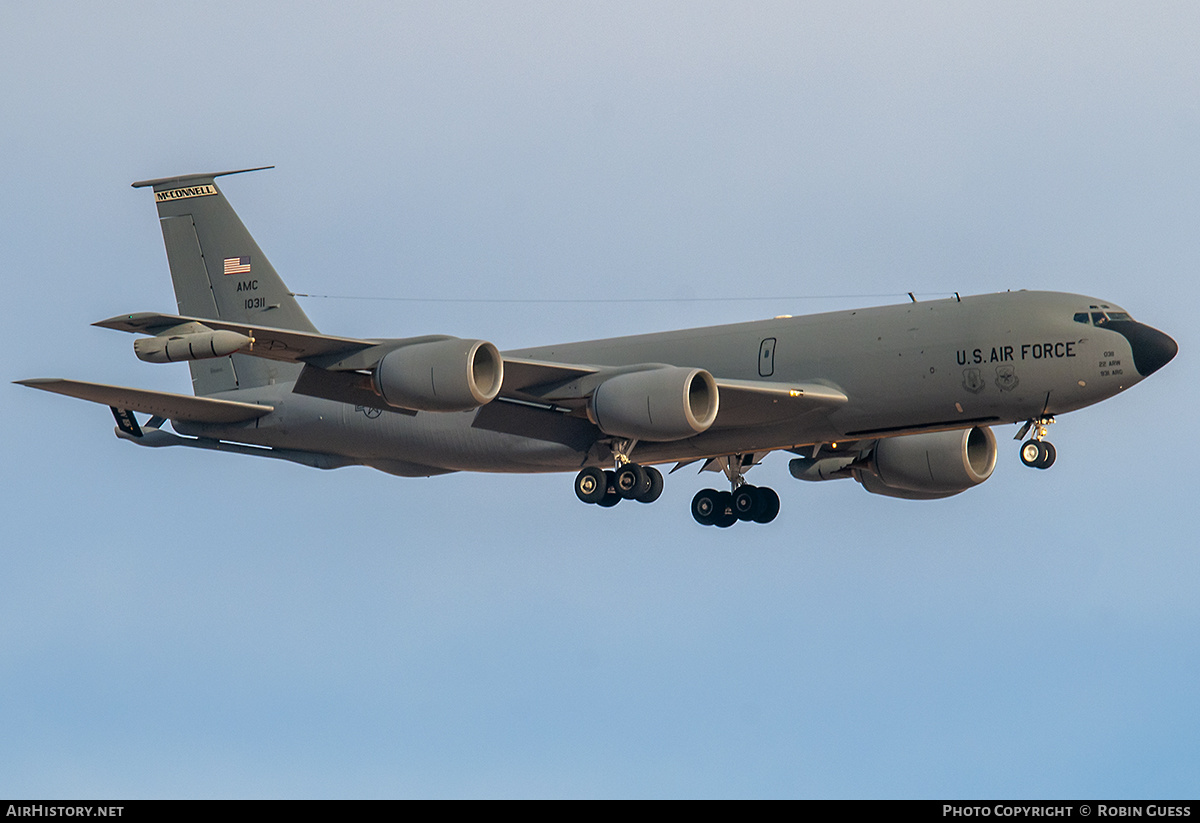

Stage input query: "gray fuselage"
[{"left": 175, "top": 290, "right": 1171, "bottom": 476}]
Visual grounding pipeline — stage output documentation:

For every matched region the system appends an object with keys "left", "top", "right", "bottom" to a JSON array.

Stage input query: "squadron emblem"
[
  {"left": 994, "top": 365, "right": 1019, "bottom": 392},
  {"left": 961, "top": 368, "right": 985, "bottom": 394}
]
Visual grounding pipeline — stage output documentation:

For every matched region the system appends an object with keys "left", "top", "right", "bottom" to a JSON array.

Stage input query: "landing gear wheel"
[
  {"left": 1021, "top": 440, "right": 1056, "bottom": 469},
  {"left": 574, "top": 467, "right": 607, "bottom": 504},
  {"left": 751, "top": 487, "right": 780, "bottom": 524},
  {"left": 713, "top": 492, "right": 737, "bottom": 528},
  {"left": 615, "top": 463, "right": 647, "bottom": 500},
  {"left": 1035, "top": 441, "right": 1056, "bottom": 469},
  {"left": 596, "top": 470, "right": 621, "bottom": 506},
  {"left": 636, "top": 466, "right": 664, "bottom": 503},
  {"left": 1020, "top": 440, "right": 1043, "bottom": 467},
  {"left": 691, "top": 488, "right": 720, "bottom": 525},
  {"left": 732, "top": 485, "right": 762, "bottom": 521}
]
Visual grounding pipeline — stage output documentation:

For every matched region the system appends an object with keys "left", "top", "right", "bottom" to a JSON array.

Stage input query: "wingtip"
[{"left": 14, "top": 378, "right": 75, "bottom": 396}]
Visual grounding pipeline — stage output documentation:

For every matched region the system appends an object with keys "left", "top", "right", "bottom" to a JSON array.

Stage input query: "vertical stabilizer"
[{"left": 132, "top": 167, "right": 318, "bottom": 396}]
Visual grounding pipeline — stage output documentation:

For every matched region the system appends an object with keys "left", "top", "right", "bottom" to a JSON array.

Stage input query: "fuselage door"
[{"left": 759, "top": 338, "right": 776, "bottom": 377}]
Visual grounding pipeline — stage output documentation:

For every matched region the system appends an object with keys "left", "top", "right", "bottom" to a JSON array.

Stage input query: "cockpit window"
[{"left": 1076, "top": 310, "right": 1134, "bottom": 326}]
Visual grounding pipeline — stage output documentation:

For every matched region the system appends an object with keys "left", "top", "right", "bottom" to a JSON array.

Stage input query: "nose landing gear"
[{"left": 1016, "top": 416, "right": 1057, "bottom": 469}]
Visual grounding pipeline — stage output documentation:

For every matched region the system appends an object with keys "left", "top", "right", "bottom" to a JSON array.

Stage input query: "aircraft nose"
[{"left": 1121, "top": 322, "right": 1178, "bottom": 377}]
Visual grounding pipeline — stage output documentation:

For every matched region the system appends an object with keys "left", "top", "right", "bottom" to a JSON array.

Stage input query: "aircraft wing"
[
  {"left": 93, "top": 317, "right": 848, "bottom": 427},
  {"left": 95, "top": 312, "right": 478, "bottom": 374},
  {"left": 499, "top": 357, "right": 847, "bottom": 426},
  {"left": 498, "top": 357, "right": 597, "bottom": 400},
  {"left": 94, "top": 312, "right": 377, "bottom": 364},
  {"left": 16, "top": 378, "right": 272, "bottom": 423},
  {"left": 710, "top": 378, "right": 847, "bottom": 427}
]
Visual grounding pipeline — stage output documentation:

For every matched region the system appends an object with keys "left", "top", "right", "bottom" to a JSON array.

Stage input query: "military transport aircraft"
[{"left": 18, "top": 167, "right": 1178, "bottom": 527}]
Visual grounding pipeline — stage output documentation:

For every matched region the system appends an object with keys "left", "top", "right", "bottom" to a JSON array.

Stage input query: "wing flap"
[
  {"left": 471, "top": 399, "right": 598, "bottom": 449},
  {"left": 16, "top": 378, "right": 272, "bottom": 423},
  {"left": 715, "top": 378, "right": 847, "bottom": 405},
  {"left": 291, "top": 364, "right": 415, "bottom": 415},
  {"left": 499, "top": 357, "right": 598, "bottom": 397},
  {"left": 712, "top": 378, "right": 848, "bottom": 428}
]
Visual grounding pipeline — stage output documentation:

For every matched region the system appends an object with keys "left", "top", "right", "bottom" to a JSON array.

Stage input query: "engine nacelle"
[
  {"left": 588, "top": 366, "right": 719, "bottom": 441},
  {"left": 860, "top": 426, "right": 997, "bottom": 499},
  {"left": 855, "top": 472, "right": 967, "bottom": 500},
  {"left": 134, "top": 329, "right": 252, "bottom": 363},
  {"left": 373, "top": 338, "right": 503, "bottom": 412}
]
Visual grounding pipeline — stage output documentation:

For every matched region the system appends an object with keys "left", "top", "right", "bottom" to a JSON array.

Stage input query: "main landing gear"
[
  {"left": 1016, "top": 416, "right": 1057, "bottom": 470},
  {"left": 690, "top": 454, "right": 780, "bottom": 527},
  {"left": 690, "top": 485, "right": 779, "bottom": 528},
  {"left": 574, "top": 463, "right": 664, "bottom": 506},
  {"left": 574, "top": 445, "right": 781, "bottom": 525}
]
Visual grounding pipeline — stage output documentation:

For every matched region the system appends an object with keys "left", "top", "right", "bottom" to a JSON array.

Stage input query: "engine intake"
[
  {"left": 373, "top": 338, "right": 503, "bottom": 412},
  {"left": 588, "top": 366, "right": 719, "bottom": 441}
]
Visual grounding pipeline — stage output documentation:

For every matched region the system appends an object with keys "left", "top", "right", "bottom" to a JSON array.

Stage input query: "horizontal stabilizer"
[
  {"left": 16, "top": 378, "right": 272, "bottom": 423},
  {"left": 130, "top": 166, "right": 274, "bottom": 189}
]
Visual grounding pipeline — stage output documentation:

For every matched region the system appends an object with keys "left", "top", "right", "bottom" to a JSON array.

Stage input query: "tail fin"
[{"left": 132, "top": 167, "right": 317, "bottom": 396}]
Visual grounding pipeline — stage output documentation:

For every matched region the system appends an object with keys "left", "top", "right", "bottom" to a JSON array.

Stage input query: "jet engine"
[
  {"left": 788, "top": 426, "right": 998, "bottom": 500},
  {"left": 372, "top": 338, "right": 503, "bottom": 412},
  {"left": 860, "top": 426, "right": 998, "bottom": 499},
  {"left": 588, "top": 366, "right": 719, "bottom": 441}
]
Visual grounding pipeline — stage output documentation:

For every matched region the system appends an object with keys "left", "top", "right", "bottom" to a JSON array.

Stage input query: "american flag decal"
[{"left": 223, "top": 256, "right": 251, "bottom": 276}]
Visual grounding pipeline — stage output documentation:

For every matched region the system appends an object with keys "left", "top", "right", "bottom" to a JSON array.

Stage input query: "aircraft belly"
[
  {"left": 181, "top": 390, "right": 589, "bottom": 474},
  {"left": 631, "top": 415, "right": 841, "bottom": 464},
  {"left": 339, "top": 403, "right": 587, "bottom": 473}
]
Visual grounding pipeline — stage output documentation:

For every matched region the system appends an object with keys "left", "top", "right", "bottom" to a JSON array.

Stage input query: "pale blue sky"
[{"left": 2, "top": 2, "right": 1196, "bottom": 797}]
